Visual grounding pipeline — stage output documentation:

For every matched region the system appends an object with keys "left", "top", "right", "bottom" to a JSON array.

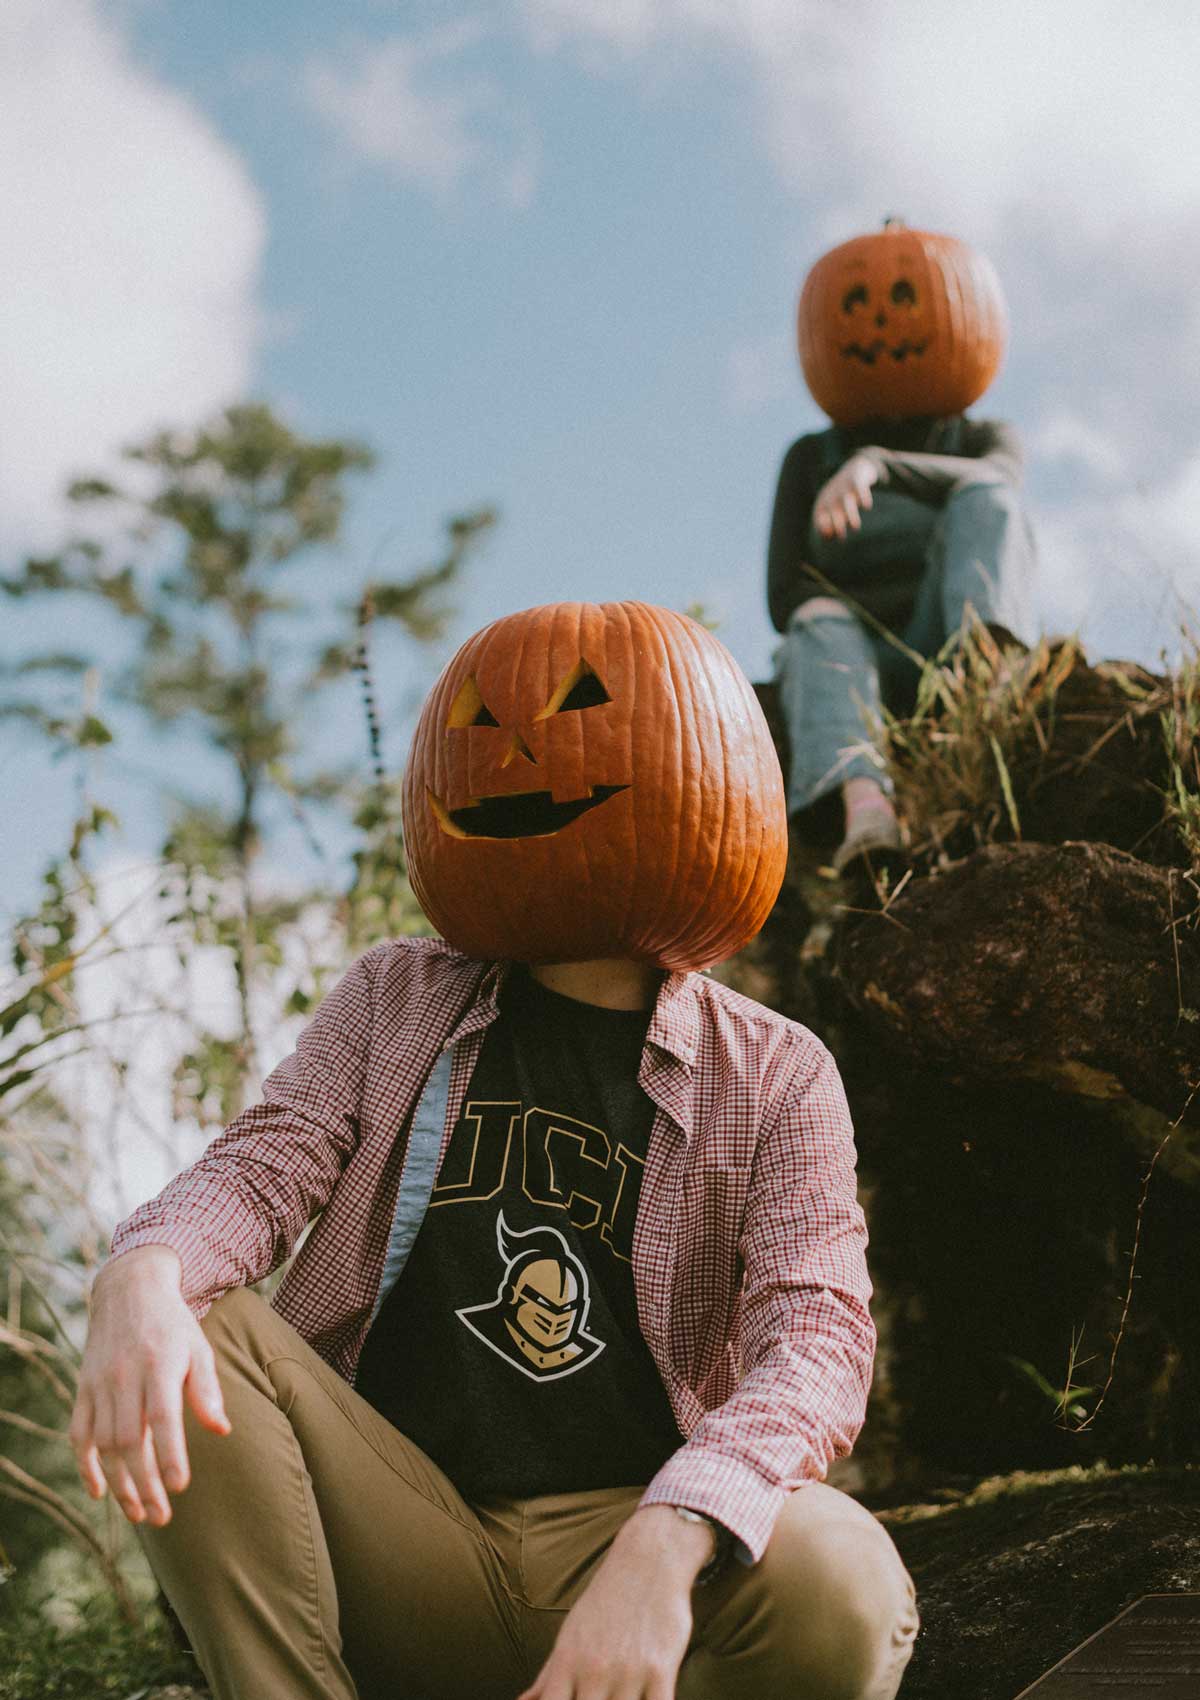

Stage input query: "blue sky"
[{"left": 4, "top": 0, "right": 1200, "bottom": 925}]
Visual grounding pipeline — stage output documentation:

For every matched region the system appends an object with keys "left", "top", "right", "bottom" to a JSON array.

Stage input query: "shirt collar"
[
  {"left": 444, "top": 955, "right": 507, "bottom": 1046},
  {"left": 644, "top": 968, "right": 699, "bottom": 1070}
]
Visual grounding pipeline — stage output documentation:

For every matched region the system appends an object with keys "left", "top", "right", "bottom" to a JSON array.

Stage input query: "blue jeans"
[{"left": 772, "top": 479, "right": 1038, "bottom": 815}]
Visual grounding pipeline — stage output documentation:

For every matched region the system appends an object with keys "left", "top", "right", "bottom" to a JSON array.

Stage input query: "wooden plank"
[{"left": 1013, "top": 1595, "right": 1200, "bottom": 1697}]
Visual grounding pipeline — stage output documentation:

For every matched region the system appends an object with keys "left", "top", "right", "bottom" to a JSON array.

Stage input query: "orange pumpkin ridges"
[
  {"left": 402, "top": 601, "right": 788, "bottom": 970},
  {"left": 797, "top": 220, "right": 1008, "bottom": 426}
]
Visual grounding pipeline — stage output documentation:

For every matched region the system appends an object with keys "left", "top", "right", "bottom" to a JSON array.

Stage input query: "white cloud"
[
  {"left": 303, "top": 22, "right": 539, "bottom": 207},
  {"left": 1031, "top": 414, "right": 1127, "bottom": 485},
  {"left": 1149, "top": 453, "right": 1200, "bottom": 562},
  {"left": 1032, "top": 481, "right": 1200, "bottom": 672},
  {"left": 0, "top": 0, "right": 267, "bottom": 557},
  {"left": 516, "top": 1, "right": 1200, "bottom": 387},
  {"left": 499, "top": 120, "right": 542, "bottom": 212},
  {"left": 519, "top": 1, "right": 1200, "bottom": 246},
  {"left": 520, "top": 0, "right": 1200, "bottom": 665},
  {"left": 521, "top": 0, "right": 666, "bottom": 53}
]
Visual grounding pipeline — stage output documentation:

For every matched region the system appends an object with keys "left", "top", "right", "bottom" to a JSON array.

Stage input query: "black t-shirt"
[{"left": 352, "top": 965, "right": 683, "bottom": 1500}]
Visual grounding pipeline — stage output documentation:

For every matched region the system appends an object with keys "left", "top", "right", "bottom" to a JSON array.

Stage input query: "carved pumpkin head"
[
  {"left": 797, "top": 219, "right": 1008, "bottom": 426},
  {"left": 402, "top": 600, "right": 787, "bottom": 969}
]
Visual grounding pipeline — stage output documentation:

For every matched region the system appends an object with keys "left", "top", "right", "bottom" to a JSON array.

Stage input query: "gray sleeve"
[
  {"left": 861, "top": 419, "right": 1025, "bottom": 504},
  {"left": 767, "top": 434, "right": 827, "bottom": 633}
]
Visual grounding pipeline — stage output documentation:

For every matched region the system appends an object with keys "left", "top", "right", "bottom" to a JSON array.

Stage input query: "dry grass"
[
  {"left": 1161, "top": 627, "right": 1200, "bottom": 870},
  {"left": 864, "top": 610, "right": 1193, "bottom": 872}
]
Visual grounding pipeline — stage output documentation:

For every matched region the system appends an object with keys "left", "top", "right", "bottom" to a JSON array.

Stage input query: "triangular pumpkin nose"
[{"left": 500, "top": 730, "right": 537, "bottom": 768}]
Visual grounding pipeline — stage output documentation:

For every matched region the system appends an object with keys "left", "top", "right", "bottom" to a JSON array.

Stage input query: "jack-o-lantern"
[
  {"left": 797, "top": 218, "right": 1008, "bottom": 426},
  {"left": 402, "top": 600, "right": 787, "bottom": 969}
]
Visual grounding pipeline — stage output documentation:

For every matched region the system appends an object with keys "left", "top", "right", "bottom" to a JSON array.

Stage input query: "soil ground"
[{"left": 869, "top": 1461, "right": 1200, "bottom": 1699}]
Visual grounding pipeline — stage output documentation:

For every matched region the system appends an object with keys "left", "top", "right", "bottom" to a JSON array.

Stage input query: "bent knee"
[
  {"left": 763, "top": 1491, "right": 919, "bottom": 1696},
  {"left": 947, "top": 474, "right": 1020, "bottom": 509},
  {"left": 823, "top": 1529, "right": 919, "bottom": 1698}
]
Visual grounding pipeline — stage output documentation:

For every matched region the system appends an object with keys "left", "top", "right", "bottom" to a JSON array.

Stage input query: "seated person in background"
[{"left": 768, "top": 218, "right": 1039, "bottom": 876}]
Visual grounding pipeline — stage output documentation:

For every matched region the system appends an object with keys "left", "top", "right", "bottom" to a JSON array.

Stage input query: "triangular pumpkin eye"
[
  {"left": 535, "top": 660, "right": 611, "bottom": 720},
  {"left": 558, "top": 669, "right": 610, "bottom": 712},
  {"left": 447, "top": 675, "right": 499, "bottom": 729}
]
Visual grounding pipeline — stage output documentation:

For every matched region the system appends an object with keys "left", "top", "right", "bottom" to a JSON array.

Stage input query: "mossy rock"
[{"left": 868, "top": 1461, "right": 1200, "bottom": 1699}]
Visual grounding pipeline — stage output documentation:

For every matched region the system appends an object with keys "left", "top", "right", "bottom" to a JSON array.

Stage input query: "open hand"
[
  {"left": 69, "top": 1249, "right": 231, "bottom": 1528},
  {"left": 814, "top": 452, "right": 881, "bottom": 541}
]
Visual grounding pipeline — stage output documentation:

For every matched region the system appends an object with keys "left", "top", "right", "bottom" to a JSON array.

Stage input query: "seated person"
[
  {"left": 73, "top": 600, "right": 919, "bottom": 1700},
  {"left": 768, "top": 220, "right": 1039, "bottom": 875}
]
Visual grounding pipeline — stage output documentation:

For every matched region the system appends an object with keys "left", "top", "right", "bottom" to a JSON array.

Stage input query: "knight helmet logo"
[{"left": 456, "top": 1212, "right": 606, "bottom": 1382}]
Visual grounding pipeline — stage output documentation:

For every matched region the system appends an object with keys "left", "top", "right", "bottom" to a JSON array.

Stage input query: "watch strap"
[{"left": 670, "top": 1505, "right": 733, "bottom": 1586}]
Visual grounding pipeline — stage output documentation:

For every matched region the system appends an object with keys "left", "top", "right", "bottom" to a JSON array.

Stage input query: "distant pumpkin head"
[
  {"left": 402, "top": 600, "right": 787, "bottom": 969},
  {"left": 797, "top": 220, "right": 1008, "bottom": 426}
]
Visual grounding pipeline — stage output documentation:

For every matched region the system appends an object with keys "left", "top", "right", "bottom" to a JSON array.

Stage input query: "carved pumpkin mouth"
[
  {"left": 429, "top": 785, "right": 630, "bottom": 840},
  {"left": 840, "top": 338, "right": 929, "bottom": 365}
]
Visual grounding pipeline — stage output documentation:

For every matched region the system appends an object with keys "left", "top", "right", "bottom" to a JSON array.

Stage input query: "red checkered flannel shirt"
[{"left": 105, "top": 935, "right": 876, "bottom": 1564}]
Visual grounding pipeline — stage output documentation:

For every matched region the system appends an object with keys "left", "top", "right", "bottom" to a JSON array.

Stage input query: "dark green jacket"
[{"left": 766, "top": 414, "right": 1024, "bottom": 634}]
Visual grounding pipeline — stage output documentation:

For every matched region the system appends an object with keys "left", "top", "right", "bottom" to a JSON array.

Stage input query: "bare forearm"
[{"left": 611, "top": 1503, "right": 716, "bottom": 1589}]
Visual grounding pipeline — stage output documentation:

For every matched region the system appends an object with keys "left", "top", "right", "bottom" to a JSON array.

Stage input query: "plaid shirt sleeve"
[
  {"left": 639, "top": 1038, "right": 876, "bottom": 1564},
  {"left": 102, "top": 943, "right": 382, "bottom": 1318}
]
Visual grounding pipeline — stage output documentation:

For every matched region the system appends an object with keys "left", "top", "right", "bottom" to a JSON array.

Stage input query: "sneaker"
[{"left": 832, "top": 802, "right": 903, "bottom": 875}]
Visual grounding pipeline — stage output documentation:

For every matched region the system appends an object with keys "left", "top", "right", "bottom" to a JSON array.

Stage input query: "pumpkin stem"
[{"left": 882, "top": 215, "right": 907, "bottom": 229}]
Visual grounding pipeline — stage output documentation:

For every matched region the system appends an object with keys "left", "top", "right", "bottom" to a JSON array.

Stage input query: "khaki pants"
[{"left": 136, "top": 1286, "right": 919, "bottom": 1699}]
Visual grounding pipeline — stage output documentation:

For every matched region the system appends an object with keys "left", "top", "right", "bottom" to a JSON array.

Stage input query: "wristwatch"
[{"left": 670, "top": 1505, "right": 733, "bottom": 1586}]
